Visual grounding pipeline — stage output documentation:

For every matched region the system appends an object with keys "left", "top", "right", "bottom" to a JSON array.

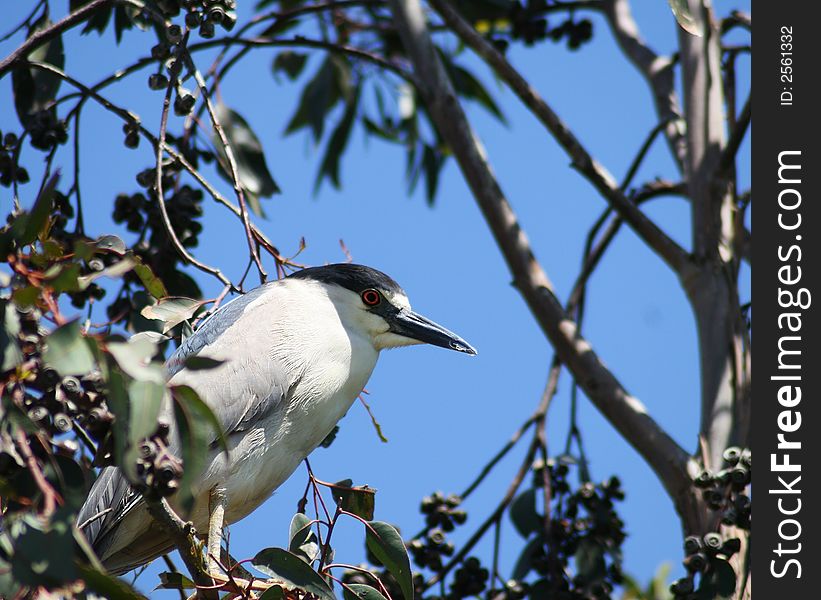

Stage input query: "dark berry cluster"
[
  {"left": 26, "top": 109, "right": 69, "bottom": 151},
  {"left": 516, "top": 460, "right": 626, "bottom": 600},
  {"left": 694, "top": 446, "right": 751, "bottom": 530},
  {"left": 449, "top": 556, "right": 489, "bottom": 598},
  {"left": 1, "top": 306, "right": 114, "bottom": 468},
  {"left": 135, "top": 424, "right": 183, "bottom": 498},
  {"left": 421, "top": 491, "right": 467, "bottom": 531},
  {"left": 409, "top": 527, "right": 455, "bottom": 572},
  {"left": 182, "top": 0, "right": 237, "bottom": 39},
  {"left": 491, "top": 1, "right": 595, "bottom": 52},
  {"left": 0, "top": 132, "right": 28, "bottom": 187}
]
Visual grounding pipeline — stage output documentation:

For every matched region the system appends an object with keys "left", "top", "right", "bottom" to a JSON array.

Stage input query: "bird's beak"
[{"left": 389, "top": 309, "right": 477, "bottom": 355}]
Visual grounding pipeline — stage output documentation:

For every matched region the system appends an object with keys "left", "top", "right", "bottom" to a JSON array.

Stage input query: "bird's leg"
[{"left": 207, "top": 486, "right": 227, "bottom": 578}]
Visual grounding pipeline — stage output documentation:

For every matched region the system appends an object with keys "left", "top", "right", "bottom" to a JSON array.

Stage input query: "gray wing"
[{"left": 77, "top": 283, "right": 287, "bottom": 567}]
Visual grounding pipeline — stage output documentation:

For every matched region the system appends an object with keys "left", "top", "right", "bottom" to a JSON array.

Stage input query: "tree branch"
[
  {"left": 0, "top": 0, "right": 113, "bottom": 77},
  {"left": 426, "top": 0, "right": 690, "bottom": 276},
  {"left": 602, "top": 0, "right": 688, "bottom": 171},
  {"left": 389, "top": 0, "right": 692, "bottom": 512},
  {"left": 144, "top": 498, "right": 218, "bottom": 600}
]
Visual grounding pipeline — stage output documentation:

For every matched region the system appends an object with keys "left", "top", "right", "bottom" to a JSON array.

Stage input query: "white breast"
[{"left": 175, "top": 279, "right": 380, "bottom": 527}]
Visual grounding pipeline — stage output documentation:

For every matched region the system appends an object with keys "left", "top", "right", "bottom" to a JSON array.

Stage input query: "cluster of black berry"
[
  {"left": 136, "top": 424, "right": 183, "bottom": 498},
  {"left": 421, "top": 491, "right": 467, "bottom": 531},
  {"left": 694, "top": 446, "right": 751, "bottom": 530},
  {"left": 0, "top": 132, "right": 28, "bottom": 187},
  {"left": 516, "top": 459, "right": 626, "bottom": 599},
  {"left": 1, "top": 306, "right": 114, "bottom": 469},
  {"left": 408, "top": 527, "right": 455, "bottom": 572},
  {"left": 26, "top": 109, "right": 69, "bottom": 151},
  {"left": 491, "top": 1, "right": 595, "bottom": 52}
]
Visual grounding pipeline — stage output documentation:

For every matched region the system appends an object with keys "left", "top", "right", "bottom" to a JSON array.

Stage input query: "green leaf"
[
  {"left": 449, "top": 63, "right": 505, "bottom": 123},
  {"left": 330, "top": 480, "right": 375, "bottom": 521},
  {"left": 422, "top": 145, "right": 444, "bottom": 206},
  {"left": 154, "top": 571, "right": 196, "bottom": 591},
  {"left": 574, "top": 539, "right": 606, "bottom": 582},
  {"left": 1, "top": 301, "right": 23, "bottom": 372},
  {"left": 127, "top": 379, "right": 165, "bottom": 443},
  {"left": 273, "top": 51, "right": 308, "bottom": 80},
  {"left": 107, "top": 337, "right": 164, "bottom": 383},
  {"left": 77, "top": 563, "right": 146, "bottom": 599},
  {"left": 285, "top": 56, "right": 350, "bottom": 141},
  {"left": 511, "top": 536, "right": 541, "bottom": 581},
  {"left": 105, "top": 367, "right": 134, "bottom": 479},
  {"left": 343, "top": 583, "right": 389, "bottom": 600},
  {"left": 172, "top": 385, "right": 228, "bottom": 513},
  {"left": 251, "top": 548, "right": 335, "bottom": 600},
  {"left": 140, "top": 297, "right": 206, "bottom": 333},
  {"left": 94, "top": 234, "right": 127, "bottom": 255},
  {"left": 70, "top": 0, "right": 113, "bottom": 35},
  {"left": 43, "top": 320, "right": 96, "bottom": 375},
  {"left": 183, "top": 356, "right": 225, "bottom": 371},
  {"left": 288, "top": 513, "right": 319, "bottom": 563},
  {"left": 11, "top": 509, "right": 76, "bottom": 586},
  {"left": 19, "top": 171, "right": 59, "bottom": 245},
  {"left": 47, "top": 263, "right": 82, "bottom": 293},
  {"left": 316, "top": 86, "right": 360, "bottom": 191},
  {"left": 259, "top": 586, "right": 285, "bottom": 600},
  {"left": 12, "top": 13, "right": 65, "bottom": 127},
  {"left": 668, "top": 0, "right": 703, "bottom": 36},
  {"left": 77, "top": 256, "right": 136, "bottom": 289},
  {"left": 213, "top": 103, "right": 280, "bottom": 203},
  {"left": 509, "top": 488, "right": 540, "bottom": 538},
  {"left": 133, "top": 261, "right": 168, "bottom": 299},
  {"left": 365, "top": 522, "right": 413, "bottom": 600}
]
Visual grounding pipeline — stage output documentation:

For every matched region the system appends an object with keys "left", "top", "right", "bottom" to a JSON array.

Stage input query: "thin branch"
[
  {"left": 621, "top": 117, "right": 676, "bottom": 190},
  {"left": 180, "top": 45, "right": 267, "bottom": 283},
  {"left": 151, "top": 44, "right": 236, "bottom": 290},
  {"left": 0, "top": 0, "right": 46, "bottom": 43},
  {"left": 602, "top": 0, "right": 688, "bottom": 171},
  {"left": 189, "top": 35, "right": 417, "bottom": 86},
  {"left": 143, "top": 498, "right": 218, "bottom": 600},
  {"left": 717, "top": 93, "right": 751, "bottom": 176},
  {"left": 0, "top": 0, "right": 113, "bottom": 76},
  {"left": 389, "top": 0, "right": 692, "bottom": 518},
  {"left": 426, "top": 0, "right": 690, "bottom": 275}
]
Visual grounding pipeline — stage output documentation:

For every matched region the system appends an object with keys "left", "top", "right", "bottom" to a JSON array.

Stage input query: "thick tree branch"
[
  {"left": 426, "top": 0, "right": 690, "bottom": 276},
  {"left": 389, "top": 0, "right": 692, "bottom": 510},
  {"left": 602, "top": 0, "right": 688, "bottom": 171},
  {"left": 144, "top": 498, "right": 218, "bottom": 600},
  {"left": 0, "top": 0, "right": 113, "bottom": 76}
]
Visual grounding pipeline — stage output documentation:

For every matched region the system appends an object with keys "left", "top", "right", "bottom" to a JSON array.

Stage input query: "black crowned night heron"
[{"left": 77, "top": 263, "right": 476, "bottom": 575}]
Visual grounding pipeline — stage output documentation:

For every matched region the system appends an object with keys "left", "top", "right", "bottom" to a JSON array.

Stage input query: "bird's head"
[{"left": 289, "top": 264, "right": 477, "bottom": 355}]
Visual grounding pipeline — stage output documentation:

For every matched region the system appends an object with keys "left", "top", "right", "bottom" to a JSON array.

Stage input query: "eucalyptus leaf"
[
  {"left": 107, "top": 337, "right": 163, "bottom": 384},
  {"left": 343, "top": 583, "right": 389, "bottom": 600},
  {"left": 668, "top": 0, "right": 703, "bottom": 36},
  {"left": 12, "top": 14, "right": 65, "bottom": 127},
  {"left": 316, "top": 87, "right": 360, "bottom": 191},
  {"left": 141, "top": 297, "right": 206, "bottom": 333},
  {"left": 213, "top": 103, "right": 280, "bottom": 203},
  {"left": 1, "top": 301, "right": 23, "bottom": 372},
  {"left": 509, "top": 488, "right": 540, "bottom": 538},
  {"left": 77, "top": 256, "right": 137, "bottom": 289},
  {"left": 273, "top": 51, "right": 308, "bottom": 80},
  {"left": 251, "top": 547, "right": 335, "bottom": 600},
  {"left": 43, "top": 320, "right": 95, "bottom": 375},
  {"left": 19, "top": 171, "right": 59, "bottom": 245},
  {"left": 365, "top": 522, "right": 413, "bottom": 600},
  {"left": 288, "top": 513, "right": 319, "bottom": 563}
]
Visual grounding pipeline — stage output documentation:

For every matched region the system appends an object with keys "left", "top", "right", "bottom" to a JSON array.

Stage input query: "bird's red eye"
[{"left": 361, "top": 289, "right": 381, "bottom": 306}]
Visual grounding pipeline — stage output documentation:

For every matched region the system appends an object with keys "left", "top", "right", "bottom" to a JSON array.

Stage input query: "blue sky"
[{"left": 1, "top": 0, "right": 750, "bottom": 595}]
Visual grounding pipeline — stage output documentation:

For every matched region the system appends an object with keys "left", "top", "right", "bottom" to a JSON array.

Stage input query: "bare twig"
[
  {"left": 426, "top": 0, "right": 690, "bottom": 275},
  {"left": 151, "top": 43, "right": 235, "bottom": 289},
  {"left": 144, "top": 498, "right": 217, "bottom": 600},
  {"left": 602, "top": 0, "right": 688, "bottom": 171},
  {"left": 180, "top": 45, "right": 267, "bottom": 283},
  {"left": 0, "top": 0, "right": 113, "bottom": 76}
]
